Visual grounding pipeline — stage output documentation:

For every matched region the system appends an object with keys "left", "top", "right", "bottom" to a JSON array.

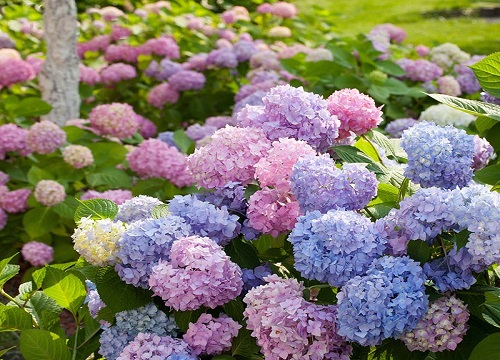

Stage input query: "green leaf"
[
  {"left": 87, "top": 142, "right": 127, "bottom": 167},
  {"left": 474, "top": 164, "right": 500, "bottom": 185},
  {"left": 368, "top": 130, "right": 398, "bottom": 159},
  {"left": 24, "top": 291, "right": 61, "bottom": 331},
  {"left": 151, "top": 204, "right": 169, "bottom": 219},
  {"left": 244, "top": 184, "right": 260, "bottom": 201},
  {"left": 12, "top": 98, "right": 52, "bottom": 117},
  {"left": 42, "top": 267, "right": 86, "bottom": 316},
  {"left": 22, "top": 207, "right": 59, "bottom": 238},
  {"left": 173, "top": 308, "right": 204, "bottom": 333},
  {"left": 222, "top": 297, "right": 245, "bottom": 323},
  {"left": 173, "top": 129, "right": 195, "bottom": 155},
  {"left": 333, "top": 145, "right": 387, "bottom": 174},
  {"left": 231, "top": 327, "right": 260, "bottom": 358},
  {"left": 481, "top": 303, "right": 500, "bottom": 328},
  {"left": 455, "top": 229, "right": 471, "bottom": 250},
  {"left": 20, "top": 329, "right": 71, "bottom": 360},
  {"left": 212, "top": 356, "right": 237, "bottom": 360},
  {"left": 0, "top": 346, "right": 16, "bottom": 357},
  {"left": 225, "top": 238, "right": 261, "bottom": 269},
  {"left": 0, "top": 254, "right": 20, "bottom": 289},
  {"left": 375, "top": 183, "right": 399, "bottom": 203},
  {"left": 132, "top": 178, "right": 166, "bottom": 198},
  {"left": 354, "top": 136, "right": 380, "bottom": 161},
  {"left": 469, "top": 333, "right": 500, "bottom": 360},
  {"left": 0, "top": 307, "right": 33, "bottom": 331},
  {"left": 74, "top": 199, "right": 118, "bottom": 222},
  {"left": 27, "top": 166, "right": 54, "bottom": 185},
  {"left": 52, "top": 197, "right": 80, "bottom": 220},
  {"left": 476, "top": 116, "right": 498, "bottom": 134},
  {"left": 94, "top": 266, "right": 152, "bottom": 316},
  {"left": 406, "top": 240, "right": 430, "bottom": 264},
  {"left": 375, "top": 60, "right": 405, "bottom": 76},
  {"left": 427, "top": 93, "right": 500, "bottom": 121},
  {"left": 86, "top": 167, "right": 132, "bottom": 188},
  {"left": 470, "top": 52, "right": 500, "bottom": 97}
]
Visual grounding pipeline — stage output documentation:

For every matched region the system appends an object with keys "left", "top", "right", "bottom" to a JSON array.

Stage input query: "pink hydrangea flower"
[
  {"left": 62, "top": 145, "right": 94, "bottom": 169},
  {"left": 255, "top": 138, "right": 316, "bottom": 192},
  {"left": 34, "top": 180, "right": 66, "bottom": 206},
  {"left": 182, "top": 53, "right": 208, "bottom": 71},
  {"left": 26, "top": 55, "right": 44, "bottom": 75},
  {"left": 26, "top": 121, "right": 67, "bottom": 154},
  {"left": 0, "top": 171, "right": 9, "bottom": 185},
  {"left": 221, "top": 6, "right": 250, "bottom": 24},
  {"left": 89, "top": 103, "right": 139, "bottom": 139},
  {"left": 437, "top": 75, "right": 462, "bottom": 96},
  {"left": 100, "top": 63, "right": 137, "bottom": 84},
  {"left": 77, "top": 35, "right": 110, "bottom": 58},
  {"left": 0, "top": 58, "right": 35, "bottom": 87},
  {"left": 270, "top": 2, "right": 298, "bottom": 18},
  {"left": 327, "top": 88, "right": 383, "bottom": 139},
  {"left": 110, "top": 25, "right": 131, "bottom": 41},
  {"left": 80, "top": 189, "right": 133, "bottom": 205},
  {"left": 149, "top": 236, "right": 243, "bottom": 310},
  {"left": 134, "top": 114, "right": 157, "bottom": 139},
  {"left": 415, "top": 44, "right": 430, "bottom": 56},
  {"left": 0, "top": 124, "right": 31, "bottom": 159},
  {"left": 21, "top": 241, "right": 53, "bottom": 266},
  {"left": 473, "top": 135, "right": 494, "bottom": 170},
  {"left": 139, "top": 37, "right": 180, "bottom": 58},
  {"left": 147, "top": 83, "right": 180, "bottom": 108},
  {"left": 0, "top": 209, "right": 7, "bottom": 230},
  {"left": 127, "top": 139, "right": 193, "bottom": 187},
  {"left": 187, "top": 126, "right": 271, "bottom": 189},
  {"left": 183, "top": 313, "right": 241, "bottom": 355},
  {"left": 104, "top": 44, "right": 139, "bottom": 63},
  {"left": 0, "top": 189, "right": 31, "bottom": 213},
  {"left": 247, "top": 188, "right": 300, "bottom": 237},
  {"left": 79, "top": 64, "right": 101, "bottom": 85}
]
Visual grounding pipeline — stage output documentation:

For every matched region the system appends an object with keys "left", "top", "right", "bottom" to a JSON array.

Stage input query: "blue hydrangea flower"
[
  {"left": 115, "top": 215, "right": 192, "bottom": 288},
  {"left": 241, "top": 263, "right": 273, "bottom": 292},
  {"left": 289, "top": 209, "right": 386, "bottom": 287},
  {"left": 401, "top": 121, "right": 475, "bottom": 189},
  {"left": 290, "top": 154, "right": 377, "bottom": 213},
  {"left": 168, "top": 195, "right": 241, "bottom": 245},
  {"left": 337, "top": 256, "right": 428, "bottom": 346},
  {"left": 114, "top": 195, "right": 164, "bottom": 223},
  {"left": 157, "top": 131, "right": 180, "bottom": 149},
  {"left": 195, "top": 182, "right": 247, "bottom": 215},
  {"left": 99, "top": 303, "right": 178, "bottom": 360}
]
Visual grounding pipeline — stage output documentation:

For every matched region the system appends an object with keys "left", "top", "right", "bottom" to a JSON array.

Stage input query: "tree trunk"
[{"left": 39, "top": 0, "right": 80, "bottom": 126}]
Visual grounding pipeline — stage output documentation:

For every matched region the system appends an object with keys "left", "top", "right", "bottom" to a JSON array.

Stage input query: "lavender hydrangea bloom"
[
  {"left": 233, "top": 40, "right": 257, "bottom": 62},
  {"left": 237, "top": 85, "right": 341, "bottom": 152},
  {"left": 290, "top": 154, "right": 378, "bottom": 213},
  {"left": 481, "top": 91, "right": 500, "bottom": 105},
  {"left": 384, "top": 118, "right": 417, "bottom": 138},
  {"left": 337, "top": 256, "right": 428, "bottom": 346},
  {"left": 289, "top": 210, "right": 386, "bottom": 287},
  {"left": 117, "top": 333, "right": 197, "bottom": 360},
  {"left": 145, "top": 58, "right": 183, "bottom": 81},
  {"left": 157, "top": 131, "right": 179, "bottom": 149},
  {"left": 241, "top": 263, "right": 273, "bottom": 292},
  {"left": 114, "top": 195, "right": 164, "bottom": 223},
  {"left": 115, "top": 215, "right": 192, "bottom": 288},
  {"left": 195, "top": 182, "right": 247, "bottom": 214},
  {"left": 232, "top": 90, "right": 266, "bottom": 116},
  {"left": 401, "top": 121, "right": 475, "bottom": 189},
  {"left": 168, "top": 195, "right": 241, "bottom": 246},
  {"left": 99, "top": 303, "right": 179, "bottom": 360},
  {"left": 206, "top": 48, "right": 238, "bottom": 68},
  {"left": 168, "top": 70, "right": 206, "bottom": 91}
]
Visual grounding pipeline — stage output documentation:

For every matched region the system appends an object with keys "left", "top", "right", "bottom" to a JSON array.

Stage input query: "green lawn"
[{"left": 293, "top": 0, "right": 500, "bottom": 54}]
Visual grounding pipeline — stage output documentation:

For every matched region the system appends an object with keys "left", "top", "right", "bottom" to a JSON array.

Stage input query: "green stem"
[
  {"left": 0, "top": 289, "right": 23, "bottom": 308},
  {"left": 72, "top": 314, "right": 79, "bottom": 360},
  {"left": 361, "top": 134, "right": 384, "bottom": 164}
]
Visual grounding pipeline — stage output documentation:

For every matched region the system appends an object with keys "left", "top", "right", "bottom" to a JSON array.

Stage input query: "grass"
[{"left": 293, "top": 0, "right": 500, "bottom": 54}]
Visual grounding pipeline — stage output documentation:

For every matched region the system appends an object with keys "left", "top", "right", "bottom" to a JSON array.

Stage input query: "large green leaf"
[
  {"left": 225, "top": 238, "right": 261, "bottom": 269},
  {"left": 87, "top": 142, "right": 127, "bottom": 166},
  {"left": 22, "top": 207, "right": 59, "bottom": 238},
  {"left": 333, "top": 145, "right": 387, "bottom": 175},
  {"left": 74, "top": 198, "right": 118, "bottom": 222},
  {"left": 0, "top": 306, "right": 33, "bottom": 331},
  {"left": 407, "top": 240, "right": 430, "bottom": 264},
  {"left": 474, "top": 164, "right": 500, "bottom": 185},
  {"left": 470, "top": 52, "right": 500, "bottom": 98},
  {"left": 427, "top": 93, "right": 500, "bottom": 121},
  {"left": 20, "top": 329, "right": 71, "bottom": 360},
  {"left": 86, "top": 167, "right": 132, "bottom": 188},
  {"left": 52, "top": 197, "right": 81, "bottom": 220},
  {"left": 173, "top": 129, "right": 195, "bottom": 154},
  {"left": 476, "top": 116, "right": 499, "bottom": 134},
  {"left": 231, "top": 328, "right": 260, "bottom": 358},
  {"left": 42, "top": 267, "right": 86, "bottom": 316},
  {"left": 12, "top": 98, "right": 52, "bottom": 117},
  {"left": 26, "top": 166, "right": 54, "bottom": 185},
  {"left": 469, "top": 333, "right": 500, "bottom": 360},
  {"left": 173, "top": 308, "right": 204, "bottom": 333},
  {"left": 0, "top": 254, "right": 20, "bottom": 289}
]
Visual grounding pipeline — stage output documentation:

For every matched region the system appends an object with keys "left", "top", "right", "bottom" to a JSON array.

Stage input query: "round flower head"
[
  {"left": 115, "top": 215, "right": 192, "bottom": 288},
  {"left": 26, "top": 121, "right": 66, "bottom": 154},
  {"left": 290, "top": 154, "right": 378, "bottom": 213},
  {"left": 255, "top": 138, "right": 316, "bottom": 192},
  {"left": 114, "top": 195, "right": 164, "bottom": 223},
  {"left": 306, "top": 48, "right": 334, "bottom": 62},
  {"left": 327, "top": 88, "right": 383, "bottom": 139},
  {"left": 238, "top": 85, "right": 340, "bottom": 152},
  {"left": 0, "top": 123, "right": 30, "bottom": 158},
  {"left": 168, "top": 195, "right": 240, "bottom": 246},
  {"left": 400, "top": 295, "right": 469, "bottom": 352},
  {"left": 89, "top": 103, "right": 139, "bottom": 140},
  {"left": 134, "top": 114, "right": 157, "bottom": 139},
  {"left": 117, "top": 333, "right": 196, "bottom": 360},
  {"left": 430, "top": 43, "right": 470, "bottom": 70},
  {"left": 77, "top": 35, "right": 110, "bottom": 58},
  {"left": 80, "top": 189, "right": 133, "bottom": 205},
  {"left": 183, "top": 313, "right": 241, "bottom": 355},
  {"left": 185, "top": 124, "right": 217, "bottom": 141},
  {"left": 110, "top": 25, "right": 131, "bottom": 41},
  {"left": 0, "top": 32, "right": 15, "bottom": 49},
  {"left": 336, "top": 256, "right": 429, "bottom": 346},
  {"left": 384, "top": 118, "right": 417, "bottom": 138},
  {"left": 472, "top": 135, "right": 494, "bottom": 170},
  {"left": 140, "top": 37, "right": 180, "bottom": 58},
  {"left": 147, "top": 83, "right": 180, "bottom": 108},
  {"left": 268, "top": 26, "right": 292, "bottom": 38},
  {"left": 195, "top": 181, "right": 247, "bottom": 215},
  {"left": 72, "top": 217, "right": 126, "bottom": 266},
  {"left": 270, "top": 2, "right": 298, "bottom": 18},
  {"left": 168, "top": 70, "right": 206, "bottom": 92},
  {"left": 0, "top": 58, "right": 35, "bottom": 87},
  {"left": 401, "top": 121, "right": 475, "bottom": 189},
  {"left": 396, "top": 59, "right": 443, "bottom": 82},
  {"left": 104, "top": 44, "right": 139, "bottom": 63},
  {"left": 206, "top": 48, "right": 238, "bottom": 69},
  {"left": 187, "top": 126, "right": 271, "bottom": 189},
  {"left": 437, "top": 75, "right": 461, "bottom": 96},
  {"left": 62, "top": 145, "right": 94, "bottom": 168},
  {"left": 21, "top": 241, "right": 53, "bottom": 266},
  {"left": 99, "top": 303, "right": 179, "bottom": 360},
  {"left": 34, "top": 180, "right": 66, "bottom": 206},
  {"left": 149, "top": 235, "right": 243, "bottom": 311},
  {"left": 0, "top": 189, "right": 31, "bottom": 213},
  {"left": 249, "top": 50, "right": 281, "bottom": 71},
  {"left": 247, "top": 188, "right": 300, "bottom": 237},
  {"left": 233, "top": 40, "right": 257, "bottom": 62},
  {"left": 243, "top": 275, "right": 352, "bottom": 360},
  {"left": 289, "top": 209, "right": 386, "bottom": 287},
  {"left": 145, "top": 58, "right": 183, "bottom": 81},
  {"left": 419, "top": 104, "right": 476, "bottom": 128},
  {"left": 127, "top": 139, "right": 193, "bottom": 187},
  {"left": 80, "top": 64, "right": 100, "bottom": 85},
  {"left": 100, "top": 63, "right": 137, "bottom": 84}
]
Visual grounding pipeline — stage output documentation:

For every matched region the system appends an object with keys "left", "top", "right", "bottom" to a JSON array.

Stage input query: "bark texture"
[{"left": 39, "top": 0, "right": 80, "bottom": 125}]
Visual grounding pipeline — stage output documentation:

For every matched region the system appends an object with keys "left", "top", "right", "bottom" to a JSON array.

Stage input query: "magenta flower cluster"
[
  {"left": 21, "top": 241, "right": 53, "bottom": 266},
  {"left": 89, "top": 103, "right": 139, "bottom": 139}
]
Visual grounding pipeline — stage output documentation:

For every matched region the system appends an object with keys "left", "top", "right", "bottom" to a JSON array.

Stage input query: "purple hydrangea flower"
[
  {"left": 206, "top": 48, "right": 238, "bottom": 68},
  {"left": 21, "top": 241, "right": 53, "bottom": 266},
  {"left": 195, "top": 182, "right": 247, "bottom": 214},
  {"left": 168, "top": 195, "right": 241, "bottom": 246},
  {"left": 233, "top": 40, "right": 258, "bottom": 62},
  {"left": 401, "top": 121, "right": 475, "bottom": 189},
  {"left": 336, "top": 256, "right": 428, "bottom": 346},
  {"left": 168, "top": 70, "right": 206, "bottom": 92},
  {"left": 241, "top": 263, "right": 273, "bottom": 292},
  {"left": 147, "top": 83, "right": 180, "bottom": 108},
  {"left": 117, "top": 333, "right": 196, "bottom": 360},
  {"left": 289, "top": 209, "right": 386, "bottom": 287},
  {"left": 115, "top": 215, "right": 192, "bottom": 288},
  {"left": 384, "top": 118, "right": 417, "bottom": 138},
  {"left": 397, "top": 58, "right": 443, "bottom": 82},
  {"left": 290, "top": 154, "right": 378, "bottom": 213},
  {"left": 472, "top": 135, "right": 494, "bottom": 170}
]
